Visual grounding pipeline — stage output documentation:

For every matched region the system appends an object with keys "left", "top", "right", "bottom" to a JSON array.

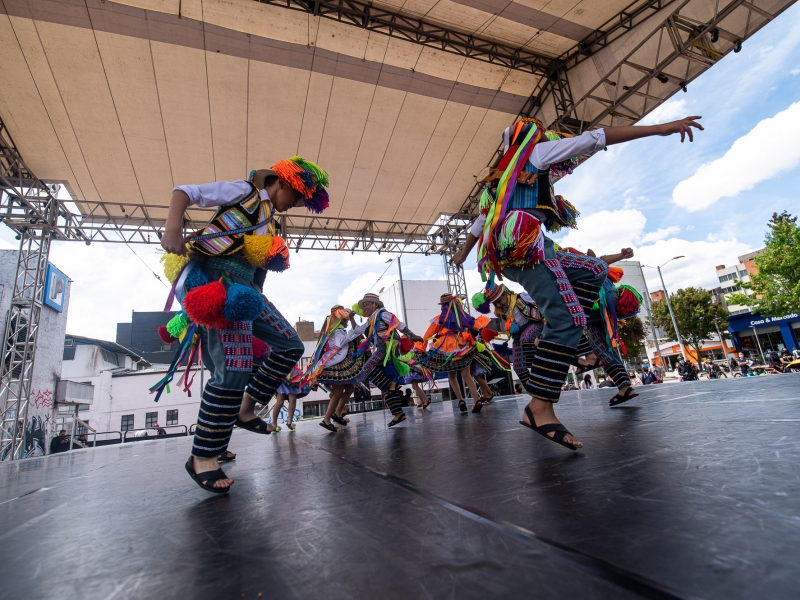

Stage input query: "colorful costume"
[
  {"left": 473, "top": 284, "right": 544, "bottom": 389},
  {"left": 305, "top": 307, "right": 367, "bottom": 385},
  {"left": 418, "top": 295, "right": 490, "bottom": 374},
  {"left": 469, "top": 119, "right": 608, "bottom": 402},
  {"left": 350, "top": 294, "right": 415, "bottom": 421},
  {"left": 155, "top": 158, "right": 330, "bottom": 460}
]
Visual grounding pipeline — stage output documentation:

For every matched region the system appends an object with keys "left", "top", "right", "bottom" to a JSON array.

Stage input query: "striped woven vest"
[{"left": 191, "top": 183, "right": 275, "bottom": 256}]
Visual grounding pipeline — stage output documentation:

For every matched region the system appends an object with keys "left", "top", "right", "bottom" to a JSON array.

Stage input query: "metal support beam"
[
  {"left": 0, "top": 119, "right": 59, "bottom": 461},
  {"left": 254, "top": 0, "right": 552, "bottom": 74}
]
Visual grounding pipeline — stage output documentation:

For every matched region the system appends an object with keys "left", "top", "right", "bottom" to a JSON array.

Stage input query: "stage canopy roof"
[{"left": 0, "top": 0, "right": 794, "bottom": 251}]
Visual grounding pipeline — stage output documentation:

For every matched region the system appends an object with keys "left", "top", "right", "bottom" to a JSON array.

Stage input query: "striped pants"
[
  {"left": 503, "top": 238, "right": 608, "bottom": 403},
  {"left": 192, "top": 303, "right": 304, "bottom": 459}
]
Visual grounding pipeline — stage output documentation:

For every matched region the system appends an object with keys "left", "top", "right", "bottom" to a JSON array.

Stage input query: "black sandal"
[
  {"left": 575, "top": 355, "right": 599, "bottom": 374},
  {"left": 388, "top": 413, "right": 407, "bottom": 427},
  {"left": 331, "top": 414, "right": 348, "bottom": 426},
  {"left": 218, "top": 451, "right": 236, "bottom": 463},
  {"left": 471, "top": 399, "right": 483, "bottom": 414},
  {"left": 319, "top": 420, "right": 337, "bottom": 432},
  {"left": 185, "top": 457, "right": 232, "bottom": 494},
  {"left": 482, "top": 394, "right": 494, "bottom": 403},
  {"left": 235, "top": 416, "right": 271, "bottom": 435},
  {"left": 609, "top": 387, "right": 639, "bottom": 407},
  {"left": 519, "top": 406, "right": 579, "bottom": 451},
  {"left": 458, "top": 399, "right": 468, "bottom": 412}
]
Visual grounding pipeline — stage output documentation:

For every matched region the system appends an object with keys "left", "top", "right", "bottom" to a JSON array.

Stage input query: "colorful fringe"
[
  {"left": 268, "top": 156, "right": 330, "bottom": 214},
  {"left": 616, "top": 285, "right": 642, "bottom": 319}
]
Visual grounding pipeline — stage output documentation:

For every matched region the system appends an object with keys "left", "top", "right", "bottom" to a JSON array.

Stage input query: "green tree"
[
  {"left": 651, "top": 287, "right": 729, "bottom": 362},
  {"left": 728, "top": 211, "right": 800, "bottom": 316},
  {"left": 618, "top": 315, "right": 647, "bottom": 359}
]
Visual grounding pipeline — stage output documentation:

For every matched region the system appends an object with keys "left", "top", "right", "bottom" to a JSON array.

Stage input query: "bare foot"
[
  {"left": 193, "top": 456, "right": 233, "bottom": 490},
  {"left": 522, "top": 397, "right": 582, "bottom": 448}
]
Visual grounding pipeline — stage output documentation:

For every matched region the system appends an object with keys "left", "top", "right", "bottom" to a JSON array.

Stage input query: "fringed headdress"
[
  {"left": 436, "top": 294, "right": 475, "bottom": 332},
  {"left": 266, "top": 156, "right": 330, "bottom": 214},
  {"left": 471, "top": 281, "right": 508, "bottom": 314}
]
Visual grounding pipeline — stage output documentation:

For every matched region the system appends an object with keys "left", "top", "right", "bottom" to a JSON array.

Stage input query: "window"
[
  {"left": 63, "top": 346, "right": 76, "bottom": 360},
  {"left": 739, "top": 270, "right": 747, "bottom": 277},
  {"left": 121, "top": 414, "right": 134, "bottom": 431},
  {"left": 76, "top": 421, "right": 88, "bottom": 435},
  {"left": 161, "top": 343, "right": 173, "bottom": 352},
  {"left": 100, "top": 349, "right": 119, "bottom": 366},
  {"left": 166, "top": 409, "right": 178, "bottom": 426},
  {"left": 145, "top": 412, "right": 158, "bottom": 428}
]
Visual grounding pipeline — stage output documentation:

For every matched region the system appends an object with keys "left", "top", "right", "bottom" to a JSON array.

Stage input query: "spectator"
[
  {"left": 677, "top": 357, "right": 698, "bottom": 381},
  {"left": 49, "top": 429, "right": 71, "bottom": 454},
  {"left": 153, "top": 423, "right": 167, "bottom": 436},
  {"left": 597, "top": 375, "right": 615, "bottom": 388},
  {"left": 402, "top": 389, "right": 413, "bottom": 407},
  {"left": 630, "top": 371, "right": 642, "bottom": 386},
  {"left": 641, "top": 365, "right": 656, "bottom": 385},
  {"left": 767, "top": 351, "right": 784, "bottom": 373},
  {"left": 580, "top": 374, "right": 594, "bottom": 390},
  {"left": 780, "top": 348, "right": 792, "bottom": 368},
  {"left": 514, "top": 383, "right": 523, "bottom": 394},
  {"left": 737, "top": 352, "right": 752, "bottom": 377},
  {"left": 650, "top": 363, "right": 664, "bottom": 383}
]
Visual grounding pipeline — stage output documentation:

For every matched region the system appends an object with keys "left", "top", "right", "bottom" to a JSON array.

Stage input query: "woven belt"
[{"left": 205, "top": 254, "right": 257, "bottom": 281}]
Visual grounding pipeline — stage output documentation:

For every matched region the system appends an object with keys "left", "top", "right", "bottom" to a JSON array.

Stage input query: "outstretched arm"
[
  {"left": 451, "top": 233, "right": 480, "bottom": 267},
  {"left": 604, "top": 116, "right": 703, "bottom": 145},
  {"left": 599, "top": 248, "right": 634, "bottom": 264},
  {"left": 161, "top": 190, "right": 191, "bottom": 255}
]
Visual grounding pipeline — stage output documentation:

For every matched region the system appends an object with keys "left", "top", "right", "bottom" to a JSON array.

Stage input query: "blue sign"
[
  {"left": 727, "top": 311, "right": 800, "bottom": 333},
  {"left": 43, "top": 264, "right": 67, "bottom": 312}
]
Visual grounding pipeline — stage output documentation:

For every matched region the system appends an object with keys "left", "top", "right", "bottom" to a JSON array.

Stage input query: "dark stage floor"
[{"left": 2, "top": 375, "right": 800, "bottom": 599}]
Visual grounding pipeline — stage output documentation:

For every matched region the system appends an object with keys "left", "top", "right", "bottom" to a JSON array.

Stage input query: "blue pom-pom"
[
  {"left": 184, "top": 264, "right": 209, "bottom": 291},
  {"left": 223, "top": 284, "right": 265, "bottom": 322},
  {"left": 510, "top": 323, "right": 520, "bottom": 335}
]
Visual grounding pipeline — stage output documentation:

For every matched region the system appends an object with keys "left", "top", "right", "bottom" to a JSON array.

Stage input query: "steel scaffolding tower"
[{"left": 0, "top": 119, "right": 61, "bottom": 460}]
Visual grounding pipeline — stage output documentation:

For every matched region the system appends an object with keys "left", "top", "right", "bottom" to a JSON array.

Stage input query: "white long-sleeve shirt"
[
  {"left": 174, "top": 180, "right": 270, "bottom": 208},
  {"left": 511, "top": 293, "right": 541, "bottom": 327},
  {"left": 468, "top": 129, "right": 606, "bottom": 237}
]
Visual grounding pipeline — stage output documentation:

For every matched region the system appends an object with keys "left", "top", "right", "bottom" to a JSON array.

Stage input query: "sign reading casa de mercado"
[{"left": 749, "top": 313, "right": 799, "bottom": 327}]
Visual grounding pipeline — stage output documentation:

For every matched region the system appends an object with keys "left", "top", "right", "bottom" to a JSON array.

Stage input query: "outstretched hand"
[
  {"left": 620, "top": 247, "right": 634, "bottom": 259},
  {"left": 659, "top": 116, "right": 703, "bottom": 142}
]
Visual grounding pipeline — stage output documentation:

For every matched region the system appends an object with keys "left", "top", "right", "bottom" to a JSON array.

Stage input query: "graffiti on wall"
[
  {"left": 30, "top": 389, "right": 53, "bottom": 409},
  {"left": 24, "top": 417, "right": 47, "bottom": 457}
]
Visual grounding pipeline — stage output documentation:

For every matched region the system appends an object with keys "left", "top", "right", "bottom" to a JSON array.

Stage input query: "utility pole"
[
  {"left": 640, "top": 270, "right": 665, "bottom": 370},
  {"left": 396, "top": 256, "right": 408, "bottom": 325},
  {"left": 657, "top": 264, "right": 686, "bottom": 360}
]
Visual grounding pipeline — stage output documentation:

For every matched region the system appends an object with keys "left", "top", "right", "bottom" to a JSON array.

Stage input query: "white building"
[
  {"left": 379, "top": 279, "right": 449, "bottom": 336},
  {"left": 715, "top": 262, "right": 752, "bottom": 315},
  {"left": 0, "top": 250, "right": 71, "bottom": 457}
]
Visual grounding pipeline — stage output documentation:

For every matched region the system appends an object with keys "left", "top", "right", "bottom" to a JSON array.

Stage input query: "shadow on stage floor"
[{"left": 2, "top": 375, "right": 799, "bottom": 599}]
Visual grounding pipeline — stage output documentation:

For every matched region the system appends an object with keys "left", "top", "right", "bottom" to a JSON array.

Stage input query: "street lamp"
[
  {"left": 643, "top": 256, "right": 686, "bottom": 361},
  {"left": 386, "top": 257, "right": 409, "bottom": 325}
]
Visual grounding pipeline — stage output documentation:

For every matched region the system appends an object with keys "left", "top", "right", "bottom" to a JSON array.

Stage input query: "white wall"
[
  {"left": 0, "top": 250, "right": 71, "bottom": 456},
  {"left": 380, "top": 279, "right": 449, "bottom": 336}
]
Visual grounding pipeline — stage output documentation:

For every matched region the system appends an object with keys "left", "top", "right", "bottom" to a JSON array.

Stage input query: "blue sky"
[{"left": 3, "top": 5, "right": 799, "bottom": 341}]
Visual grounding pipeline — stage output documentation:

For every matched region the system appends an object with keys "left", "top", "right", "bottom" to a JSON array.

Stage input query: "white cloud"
[
  {"left": 639, "top": 226, "right": 680, "bottom": 244},
  {"left": 792, "top": 67, "right": 800, "bottom": 75},
  {"left": 558, "top": 209, "right": 647, "bottom": 251},
  {"left": 639, "top": 99, "right": 689, "bottom": 125},
  {"left": 672, "top": 101, "right": 800, "bottom": 211}
]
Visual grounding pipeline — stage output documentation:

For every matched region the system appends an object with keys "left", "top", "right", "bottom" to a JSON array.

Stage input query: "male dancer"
[
  {"left": 452, "top": 116, "right": 703, "bottom": 450},
  {"left": 161, "top": 158, "right": 330, "bottom": 492}
]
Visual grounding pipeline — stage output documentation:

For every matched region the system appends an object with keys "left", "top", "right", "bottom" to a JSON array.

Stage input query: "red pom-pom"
[
  {"left": 398, "top": 338, "right": 413, "bottom": 355},
  {"left": 158, "top": 325, "right": 177, "bottom": 344},
  {"left": 252, "top": 337, "right": 269, "bottom": 360},
  {"left": 183, "top": 280, "right": 227, "bottom": 329},
  {"left": 481, "top": 329, "right": 500, "bottom": 343}
]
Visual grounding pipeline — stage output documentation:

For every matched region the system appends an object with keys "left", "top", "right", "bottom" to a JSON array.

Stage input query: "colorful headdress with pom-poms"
[
  {"left": 471, "top": 282, "right": 508, "bottom": 314},
  {"left": 270, "top": 156, "right": 330, "bottom": 214}
]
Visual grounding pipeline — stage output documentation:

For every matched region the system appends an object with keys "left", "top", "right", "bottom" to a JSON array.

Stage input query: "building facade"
[
  {"left": 116, "top": 311, "right": 178, "bottom": 365},
  {"left": 727, "top": 311, "right": 800, "bottom": 357},
  {"left": 0, "top": 251, "right": 71, "bottom": 457},
  {"left": 379, "top": 279, "right": 449, "bottom": 337}
]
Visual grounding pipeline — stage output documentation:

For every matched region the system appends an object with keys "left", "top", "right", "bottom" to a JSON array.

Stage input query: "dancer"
[
  {"left": 472, "top": 282, "right": 545, "bottom": 394},
  {"left": 268, "top": 365, "right": 306, "bottom": 432},
  {"left": 352, "top": 293, "right": 423, "bottom": 427},
  {"left": 418, "top": 294, "right": 491, "bottom": 413},
  {"left": 159, "top": 157, "right": 331, "bottom": 493},
  {"left": 567, "top": 246, "right": 640, "bottom": 406},
  {"left": 305, "top": 306, "right": 366, "bottom": 432},
  {"left": 452, "top": 115, "right": 703, "bottom": 450}
]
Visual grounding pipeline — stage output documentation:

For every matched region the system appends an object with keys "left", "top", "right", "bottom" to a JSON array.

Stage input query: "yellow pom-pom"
[
  {"left": 160, "top": 250, "right": 192, "bottom": 283},
  {"left": 476, "top": 342, "right": 486, "bottom": 352},
  {"left": 242, "top": 234, "right": 274, "bottom": 267}
]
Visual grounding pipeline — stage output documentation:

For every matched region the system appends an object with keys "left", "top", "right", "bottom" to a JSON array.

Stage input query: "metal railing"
[{"left": 122, "top": 424, "right": 188, "bottom": 442}]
